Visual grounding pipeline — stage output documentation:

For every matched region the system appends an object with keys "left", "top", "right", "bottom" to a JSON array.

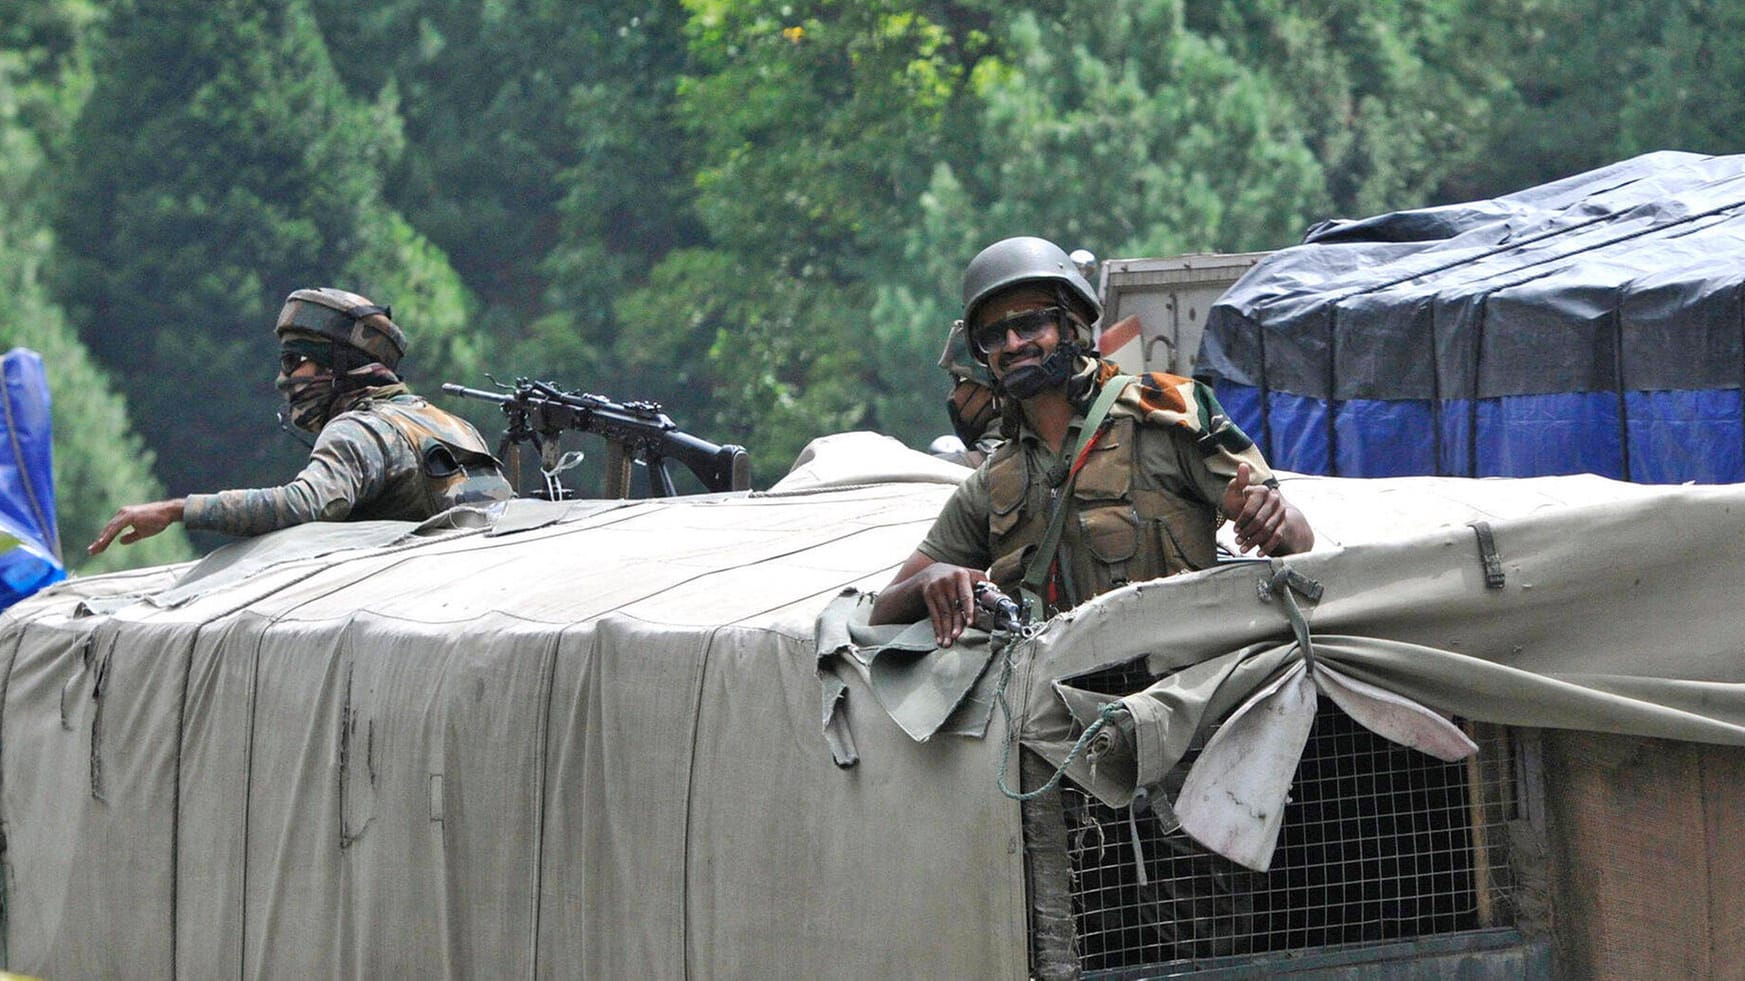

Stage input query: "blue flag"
[{"left": 0, "top": 349, "right": 65, "bottom": 608}]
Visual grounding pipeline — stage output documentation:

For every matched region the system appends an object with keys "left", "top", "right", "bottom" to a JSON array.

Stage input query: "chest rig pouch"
[
  {"left": 983, "top": 415, "right": 1219, "bottom": 609},
  {"left": 984, "top": 441, "right": 1042, "bottom": 599},
  {"left": 368, "top": 400, "right": 514, "bottom": 513}
]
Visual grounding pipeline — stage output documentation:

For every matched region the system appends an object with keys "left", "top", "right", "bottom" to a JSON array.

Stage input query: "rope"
[
  {"left": 993, "top": 629, "right": 1124, "bottom": 802},
  {"left": 1267, "top": 565, "right": 1319, "bottom": 676}
]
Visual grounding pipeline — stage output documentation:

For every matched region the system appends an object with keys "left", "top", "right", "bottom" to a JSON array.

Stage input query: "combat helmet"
[
  {"left": 937, "top": 319, "right": 994, "bottom": 388},
  {"left": 275, "top": 287, "right": 407, "bottom": 371},
  {"left": 960, "top": 236, "right": 1101, "bottom": 346}
]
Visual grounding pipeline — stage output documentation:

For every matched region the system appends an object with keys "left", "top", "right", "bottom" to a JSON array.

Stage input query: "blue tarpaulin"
[
  {"left": 0, "top": 348, "right": 64, "bottom": 607},
  {"left": 1198, "top": 151, "right": 1745, "bottom": 483}
]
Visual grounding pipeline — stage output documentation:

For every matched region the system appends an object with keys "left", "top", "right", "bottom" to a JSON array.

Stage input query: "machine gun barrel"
[{"left": 440, "top": 382, "right": 513, "bottom": 405}]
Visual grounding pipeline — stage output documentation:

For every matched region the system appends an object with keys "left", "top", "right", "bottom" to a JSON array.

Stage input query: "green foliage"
[
  {"left": 312, "top": 0, "right": 588, "bottom": 331},
  {"left": 0, "top": 254, "right": 196, "bottom": 574},
  {"left": 14, "top": 0, "right": 1737, "bottom": 508},
  {"left": 615, "top": 248, "right": 869, "bottom": 484},
  {"left": 1456, "top": 0, "right": 1745, "bottom": 201},
  {"left": 310, "top": 0, "right": 702, "bottom": 390},
  {"left": 607, "top": 0, "right": 1001, "bottom": 476},
  {"left": 0, "top": 15, "right": 192, "bottom": 572},
  {"left": 1617, "top": 1, "right": 1745, "bottom": 156},
  {"left": 51, "top": 0, "right": 476, "bottom": 499},
  {"left": 871, "top": 0, "right": 1331, "bottom": 450},
  {"left": 1189, "top": 0, "right": 1523, "bottom": 216}
]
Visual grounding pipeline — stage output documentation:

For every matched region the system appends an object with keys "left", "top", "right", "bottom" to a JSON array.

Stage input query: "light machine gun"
[{"left": 442, "top": 378, "right": 750, "bottom": 499}]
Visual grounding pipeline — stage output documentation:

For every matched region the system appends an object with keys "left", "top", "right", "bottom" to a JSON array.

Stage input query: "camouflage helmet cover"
[
  {"left": 275, "top": 287, "right": 407, "bottom": 369},
  {"left": 960, "top": 236, "right": 1101, "bottom": 335}
]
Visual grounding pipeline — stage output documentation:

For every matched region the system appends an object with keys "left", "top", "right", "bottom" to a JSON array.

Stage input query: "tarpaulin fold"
[
  {"left": 1009, "top": 477, "right": 1745, "bottom": 873},
  {"left": 814, "top": 589, "right": 1000, "bottom": 743}
]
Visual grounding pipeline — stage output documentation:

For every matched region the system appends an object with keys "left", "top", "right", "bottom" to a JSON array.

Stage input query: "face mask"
[
  {"left": 997, "top": 345, "right": 1076, "bottom": 400},
  {"left": 276, "top": 370, "right": 336, "bottom": 432}
]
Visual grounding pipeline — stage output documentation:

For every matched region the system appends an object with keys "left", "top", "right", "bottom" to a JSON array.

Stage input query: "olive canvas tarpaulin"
[
  {"left": 4, "top": 431, "right": 1745, "bottom": 977},
  {"left": 1010, "top": 473, "right": 1745, "bottom": 872},
  {"left": 0, "top": 433, "right": 1027, "bottom": 979}
]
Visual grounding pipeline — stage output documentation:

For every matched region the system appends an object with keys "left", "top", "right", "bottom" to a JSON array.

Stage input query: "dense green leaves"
[
  {"left": 1452, "top": 0, "right": 1745, "bottom": 201},
  {"left": 52, "top": 0, "right": 476, "bottom": 501},
  {"left": 0, "top": 3, "right": 192, "bottom": 571},
  {"left": 2, "top": 0, "right": 1738, "bottom": 569}
]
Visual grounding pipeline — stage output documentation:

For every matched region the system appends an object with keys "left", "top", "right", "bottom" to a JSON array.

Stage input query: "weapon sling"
[{"left": 1018, "top": 374, "right": 1131, "bottom": 617}]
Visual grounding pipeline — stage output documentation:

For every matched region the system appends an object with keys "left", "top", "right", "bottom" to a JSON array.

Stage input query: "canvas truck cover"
[
  {"left": 1198, "top": 150, "right": 1745, "bottom": 483},
  {"left": 4, "top": 432, "right": 1745, "bottom": 977}
]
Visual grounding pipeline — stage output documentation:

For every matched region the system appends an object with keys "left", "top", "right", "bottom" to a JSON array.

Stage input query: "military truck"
[
  {"left": 6, "top": 152, "right": 1745, "bottom": 978},
  {"left": 9, "top": 426, "right": 1745, "bottom": 979},
  {"left": 1091, "top": 250, "right": 1270, "bottom": 380}
]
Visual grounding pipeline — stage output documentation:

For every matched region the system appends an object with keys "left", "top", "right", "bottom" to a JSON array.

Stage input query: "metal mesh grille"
[{"left": 1051, "top": 664, "right": 1517, "bottom": 973}]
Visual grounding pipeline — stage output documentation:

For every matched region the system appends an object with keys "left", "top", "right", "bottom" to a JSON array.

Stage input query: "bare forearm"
[
  {"left": 871, "top": 549, "right": 938, "bottom": 625},
  {"left": 870, "top": 575, "right": 927, "bottom": 625}
]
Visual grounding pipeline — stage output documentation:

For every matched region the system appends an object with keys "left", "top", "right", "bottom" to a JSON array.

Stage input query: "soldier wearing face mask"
[
  {"left": 871, "top": 237, "right": 1314, "bottom": 647},
  {"left": 89, "top": 288, "right": 511, "bottom": 555}
]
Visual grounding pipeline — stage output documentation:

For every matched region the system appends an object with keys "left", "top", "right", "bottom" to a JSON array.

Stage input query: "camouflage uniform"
[
  {"left": 919, "top": 359, "right": 1276, "bottom": 612},
  {"left": 184, "top": 383, "right": 510, "bottom": 536}
]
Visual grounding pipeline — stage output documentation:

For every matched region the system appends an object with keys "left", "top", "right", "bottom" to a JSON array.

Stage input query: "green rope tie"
[
  {"left": 996, "top": 564, "right": 1324, "bottom": 804},
  {"left": 993, "top": 631, "right": 1125, "bottom": 802},
  {"left": 1263, "top": 564, "right": 1320, "bottom": 676}
]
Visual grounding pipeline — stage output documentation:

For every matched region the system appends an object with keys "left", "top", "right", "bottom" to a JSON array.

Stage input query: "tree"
[
  {"left": 309, "top": 0, "right": 704, "bottom": 389},
  {"left": 52, "top": 0, "right": 478, "bottom": 501},
  {"left": 604, "top": 0, "right": 1001, "bottom": 481},
  {"left": 871, "top": 0, "right": 1331, "bottom": 446},
  {"left": 0, "top": 0, "right": 192, "bottom": 571},
  {"left": 1618, "top": 1, "right": 1745, "bottom": 157},
  {"left": 1189, "top": 0, "right": 1524, "bottom": 216},
  {"left": 1434, "top": 0, "right": 1739, "bottom": 202}
]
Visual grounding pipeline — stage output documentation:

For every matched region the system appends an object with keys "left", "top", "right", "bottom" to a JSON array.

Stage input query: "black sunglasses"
[{"left": 971, "top": 306, "right": 1064, "bottom": 356}]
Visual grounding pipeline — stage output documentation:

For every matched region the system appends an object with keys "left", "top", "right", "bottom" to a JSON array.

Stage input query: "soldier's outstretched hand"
[{"left": 88, "top": 499, "right": 186, "bottom": 555}]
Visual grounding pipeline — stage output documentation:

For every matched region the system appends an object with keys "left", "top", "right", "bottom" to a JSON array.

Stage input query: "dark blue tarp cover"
[
  {"left": 1198, "top": 151, "right": 1745, "bottom": 482},
  {"left": 0, "top": 348, "right": 64, "bottom": 607}
]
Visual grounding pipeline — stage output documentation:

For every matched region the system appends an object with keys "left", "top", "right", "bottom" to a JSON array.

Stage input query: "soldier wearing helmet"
[
  {"left": 89, "top": 288, "right": 512, "bottom": 554},
  {"left": 872, "top": 237, "right": 1313, "bottom": 646},
  {"left": 931, "top": 319, "right": 1002, "bottom": 468}
]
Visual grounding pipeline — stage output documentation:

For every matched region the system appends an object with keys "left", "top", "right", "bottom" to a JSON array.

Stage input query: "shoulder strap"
[{"left": 1019, "top": 375, "right": 1132, "bottom": 614}]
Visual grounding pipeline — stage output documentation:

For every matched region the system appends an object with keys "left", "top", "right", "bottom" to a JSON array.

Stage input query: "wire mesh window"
[{"left": 1033, "top": 663, "right": 1518, "bottom": 975}]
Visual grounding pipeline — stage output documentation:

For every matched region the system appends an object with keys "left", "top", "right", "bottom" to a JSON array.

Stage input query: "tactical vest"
[
  {"left": 982, "top": 415, "right": 1218, "bottom": 610},
  {"left": 361, "top": 398, "right": 514, "bottom": 516}
]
